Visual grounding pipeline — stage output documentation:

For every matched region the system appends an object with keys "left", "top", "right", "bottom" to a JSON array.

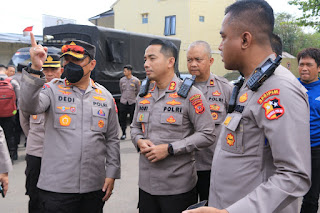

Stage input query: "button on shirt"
[
  {"left": 131, "top": 74, "right": 215, "bottom": 195},
  {"left": 120, "top": 76, "right": 140, "bottom": 105},
  {"left": 19, "top": 70, "right": 121, "bottom": 194},
  {"left": 209, "top": 56, "right": 311, "bottom": 213}
]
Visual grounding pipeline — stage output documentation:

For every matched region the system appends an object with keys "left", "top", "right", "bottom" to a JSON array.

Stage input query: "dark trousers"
[
  {"left": 25, "top": 154, "right": 42, "bottom": 213},
  {"left": 138, "top": 187, "right": 197, "bottom": 213},
  {"left": 196, "top": 170, "right": 211, "bottom": 203},
  {"left": 301, "top": 147, "right": 320, "bottom": 213},
  {"left": 0, "top": 116, "right": 16, "bottom": 156},
  {"left": 119, "top": 102, "right": 135, "bottom": 135},
  {"left": 39, "top": 189, "right": 105, "bottom": 213}
]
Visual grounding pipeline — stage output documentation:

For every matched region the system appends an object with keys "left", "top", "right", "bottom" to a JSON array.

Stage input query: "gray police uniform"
[
  {"left": 209, "top": 55, "right": 311, "bottom": 213},
  {"left": 20, "top": 112, "right": 45, "bottom": 157},
  {"left": 19, "top": 71, "right": 121, "bottom": 193},
  {"left": 120, "top": 76, "right": 140, "bottom": 105},
  {"left": 194, "top": 73, "right": 233, "bottom": 171},
  {"left": 131, "top": 74, "right": 215, "bottom": 195},
  {"left": 0, "top": 126, "right": 12, "bottom": 174}
]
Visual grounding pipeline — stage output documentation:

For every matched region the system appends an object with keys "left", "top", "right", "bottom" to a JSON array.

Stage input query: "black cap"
[
  {"left": 60, "top": 40, "right": 96, "bottom": 60},
  {"left": 43, "top": 54, "right": 61, "bottom": 68}
]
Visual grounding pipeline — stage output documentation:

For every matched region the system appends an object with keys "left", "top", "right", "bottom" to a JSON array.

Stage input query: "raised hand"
[{"left": 29, "top": 32, "right": 48, "bottom": 70}]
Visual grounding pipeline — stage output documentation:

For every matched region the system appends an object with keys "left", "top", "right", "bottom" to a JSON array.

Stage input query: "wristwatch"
[
  {"left": 168, "top": 143, "right": 174, "bottom": 156},
  {"left": 27, "top": 66, "right": 44, "bottom": 78}
]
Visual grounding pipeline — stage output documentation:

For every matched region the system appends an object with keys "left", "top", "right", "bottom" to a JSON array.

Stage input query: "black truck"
[{"left": 42, "top": 24, "right": 181, "bottom": 100}]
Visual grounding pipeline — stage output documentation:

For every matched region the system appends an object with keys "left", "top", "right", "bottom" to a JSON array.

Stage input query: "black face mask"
[{"left": 63, "top": 62, "right": 85, "bottom": 83}]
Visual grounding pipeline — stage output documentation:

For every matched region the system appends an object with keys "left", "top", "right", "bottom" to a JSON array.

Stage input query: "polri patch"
[
  {"left": 262, "top": 97, "right": 285, "bottom": 120},
  {"left": 258, "top": 89, "right": 280, "bottom": 104}
]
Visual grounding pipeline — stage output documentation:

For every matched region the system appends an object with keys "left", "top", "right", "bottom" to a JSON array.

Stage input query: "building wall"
[{"left": 89, "top": 16, "right": 114, "bottom": 28}]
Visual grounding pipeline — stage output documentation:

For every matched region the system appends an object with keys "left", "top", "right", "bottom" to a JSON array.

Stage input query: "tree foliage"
[
  {"left": 289, "top": 0, "right": 320, "bottom": 31},
  {"left": 274, "top": 12, "right": 320, "bottom": 56}
]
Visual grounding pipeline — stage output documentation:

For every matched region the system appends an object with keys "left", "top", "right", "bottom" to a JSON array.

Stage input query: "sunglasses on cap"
[{"left": 61, "top": 45, "right": 91, "bottom": 59}]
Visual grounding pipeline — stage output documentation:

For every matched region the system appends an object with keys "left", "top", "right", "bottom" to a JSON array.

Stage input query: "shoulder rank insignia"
[
  {"left": 144, "top": 93, "right": 152, "bottom": 98},
  {"left": 169, "top": 81, "right": 176, "bottom": 90},
  {"left": 210, "top": 79, "right": 214, "bottom": 86}
]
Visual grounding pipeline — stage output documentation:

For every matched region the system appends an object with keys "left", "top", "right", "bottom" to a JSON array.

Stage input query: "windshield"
[{"left": 11, "top": 51, "right": 31, "bottom": 66}]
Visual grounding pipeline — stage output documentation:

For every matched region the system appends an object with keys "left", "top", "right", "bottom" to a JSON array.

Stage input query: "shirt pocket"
[
  {"left": 30, "top": 114, "right": 43, "bottom": 124},
  {"left": 221, "top": 113, "right": 244, "bottom": 154},
  {"left": 159, "top": 113, "right": 183, "bottom": 139},
  {"left": 91, "top": 106, "right": 109, "bottom": 132},
  {"left": 209, "top": 103, "right": 226, "bottom": 124},
  {"left": 54, "top": 104, "right": 77, "bottom": 129}
]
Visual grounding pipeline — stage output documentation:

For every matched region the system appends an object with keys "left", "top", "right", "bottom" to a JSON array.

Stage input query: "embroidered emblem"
[
  {"left": 59, "top": 90, "right": 72, "bottom": 95},
  {"left": 98, "top": 109, "right": 105, "bottom": 116},
  {"left": 226, "top": 133, "right": 235, "bottom": 146},
  {"left": 189, "top": 94, "right": 201, "bottom": 102},
  {"left": 262, "top": 97, "right": 285, "bottom": 120},
  {"left": 42, "top": 84, "right": 50, "bottom": 90},
  {"left": 70, "top": 107, "right": 76, "bottom": 113},
  {"left": 212, "top": 91, "right": 221, "bottom": 96},
  {"left": 139, "top": 114, "right": 144, "bottom": 122},
  {"left": 258, "top": 89, "right": 280, "bottom": 104},
  {"left": 194, "top": 103, "right": 205, "bottom": 114},
  {"left": 95, "top": 89, "right": 102, "bottom": 94},
  {"left": 239, "top": 93, "right": 248, "bottom": 103},
  {"left": 166, "top": 116, "right": 176, "bottom": 124},
  {"left": 224, "top": 116, "right": 232, "bottom": 126},
  {"left": 57, "top": 106, "right": 70, "bottom": 112},
  {"left": 166, "top": 99, "right": 181, "bottom": 106},
  {"left": 210, "top": 79, "right": 214, "bottom": 86},
  {"left": 211, "top": 112, "right": 218, "bottom": 120},
  {"left": 65, "top": 79, "right": 71, "bottom": 86},
  {"left": 169, "top": 81, "right": 176, "bottom": 90},
  {"left": 169, "top": 92, "right": 180, "bottom": 98},
  {"left": 93, "top": 96, "right": 106, "bottom": 101},
  {"left": 141, "top": 123, "right": 145, "bottom": 133},
  {"left": 144, "top": 93, "right": 152, "bottom": 98},
  {"left": 98, "top": 120, "right": 105, "bottom": 128},
  {"left": 32, "top": 115, "right": 37, "bottom": 120},
  {"left": 210, "top": 104, "right": 220, "bottom": 111},
  {"left": 58, "top": 85, "right": 71, "bottom": 90},
  {"left": 140, "top": 99, "right": 150, "bottom": 105},
  {"left": 59, "top": 115, "right": 71, "bottom": 126}
]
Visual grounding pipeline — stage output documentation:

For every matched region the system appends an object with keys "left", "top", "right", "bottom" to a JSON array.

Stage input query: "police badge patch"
[{"left": 262, "top": 97, "right": 285, "bottom": 120}]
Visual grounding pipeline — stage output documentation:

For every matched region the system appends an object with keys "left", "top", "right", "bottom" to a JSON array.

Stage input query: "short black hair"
[
  {"left": 271, "top": 33, "right": 282, "bottom": 56},
  {"left": 123, "top": 64, "right": 133, "bottom": 71},
  {"left": 297, "top": 48, "right": 320, "bottom": 67},
  {"left": 225, "top": 0, "right": 274, "bottom": 44},
  {"left": 149, "top": 39, "right": 178, "bottom": 65},
  {"left": 0, "top": 64, "right": 6, "bottom": 68}
]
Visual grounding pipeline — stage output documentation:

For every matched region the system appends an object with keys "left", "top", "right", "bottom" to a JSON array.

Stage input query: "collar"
[{"left": 206, "top": 73, "right": 216, "bottom": 87}]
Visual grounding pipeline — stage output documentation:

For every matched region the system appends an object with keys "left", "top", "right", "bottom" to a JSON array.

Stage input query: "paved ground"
[
  {"left": 0, "top": 131, "right": 318, "bottom": 213},
  {"left": 0, "top": 129, "right": 139, "bottom": 213}
]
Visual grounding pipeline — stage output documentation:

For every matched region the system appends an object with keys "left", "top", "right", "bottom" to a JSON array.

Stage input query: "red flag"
[{"left": 23, "top": 26, "right": 33, "bottom": 36}]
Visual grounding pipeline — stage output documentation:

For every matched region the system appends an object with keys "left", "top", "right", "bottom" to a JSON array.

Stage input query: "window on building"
[
  {"left": 142, "top": 13, "right": 148, "bottom": 24},
  {"left": 199, "top": 16, "right": 205, "bottom": 22},
  {"left": 164, "top": 15, "right": 176, "bottom": 36}
]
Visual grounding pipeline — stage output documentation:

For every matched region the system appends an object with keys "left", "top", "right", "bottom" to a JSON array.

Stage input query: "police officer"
[
  {"left": 0, "top": 126, "right": 12, "bottom": 197},
  {"left": 187, "top": 40, "right": 233, "bottom": 202},
  {"left": 20, "top": 54, "right": 63, "bottom": 213},
  {"left": 130, "top": 39, "right": 215, "bottom": 213},
  {"left": 19, "top": 33, "right": 120, "bottom": 213},
  {"left": 119, "top": 64, "right": 140, "bottom": 140},
  {"left": 184, "top": 1, "right": 311, "bottom": 213}
]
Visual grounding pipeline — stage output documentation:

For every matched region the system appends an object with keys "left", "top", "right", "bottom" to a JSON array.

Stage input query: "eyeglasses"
[{"left": 61, "top": 45, "right": 87, "bottom": 55}]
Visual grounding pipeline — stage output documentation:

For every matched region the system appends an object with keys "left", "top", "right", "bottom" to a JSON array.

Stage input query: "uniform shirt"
[
  {"left": 0, "top": 126, "right": 12, "bottom": 174},
  {"left": 19, "top": 70, "right": 121, "bottom": 194},
  {"left": 131, "top": 74, "right": 215, "bottom": 195},
  {"left": 120, "top": 75, "right": 140, "bottom": 105},
  {"left": 193, "top": 73, "right": 233, "bottom": 171},
  {"left": 299, "top": 78, "right": 320, "bottom": 147},
  {"left": 209, "top": 55, "right": 311, "bottom": 213},
  {"left": 20, "top": 110, "right": 45, "bottom": 157}
]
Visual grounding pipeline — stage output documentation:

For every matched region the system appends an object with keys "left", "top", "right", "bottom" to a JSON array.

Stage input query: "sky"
[{"left": 0, "top": 0, "right": 302, "bottom": 35}]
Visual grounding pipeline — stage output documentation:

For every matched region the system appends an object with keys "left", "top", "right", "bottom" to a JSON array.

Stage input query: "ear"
[
  {"left": 241, "top": 32, "right": 252, "bottom": 49},
  {"left": 168, "top": 57, "right": 175, "bottom": 68},
  {"left": 90, "top": 59, "right": 97, "bottom": 71},
  {"left": 209, "top": 57, "right": 214, "bottom": 65}
]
